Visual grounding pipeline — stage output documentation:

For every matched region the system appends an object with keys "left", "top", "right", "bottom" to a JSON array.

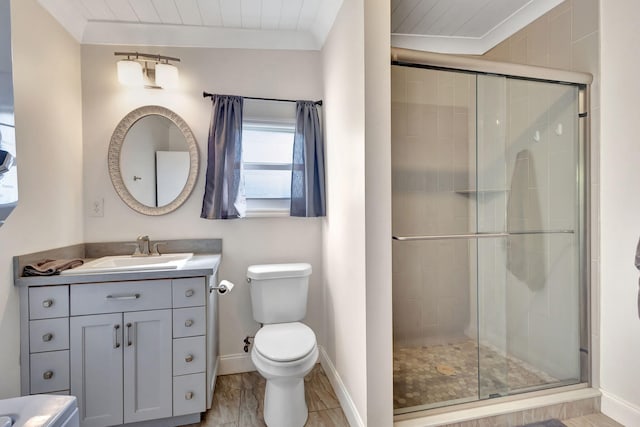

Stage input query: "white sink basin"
[{"left": 61, "top": 253, "right": 193, "bottom": 275}]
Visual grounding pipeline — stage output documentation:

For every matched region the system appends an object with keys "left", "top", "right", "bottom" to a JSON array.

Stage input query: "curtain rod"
[{"left": 202, "top": 91, "right": 322, "bottom": 106}]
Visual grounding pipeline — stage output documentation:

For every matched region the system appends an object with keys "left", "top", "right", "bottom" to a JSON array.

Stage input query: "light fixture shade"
[
  {"left": 155, "top": 63, "right": 179, "bottom": 89},
  {"left": 117, "top": 60, "right": 143, "bottom": 86}
]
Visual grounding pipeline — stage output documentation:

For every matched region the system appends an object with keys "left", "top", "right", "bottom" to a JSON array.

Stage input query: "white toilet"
[{"left": 247, "top": 263, "right": 318, "bottom": 427}]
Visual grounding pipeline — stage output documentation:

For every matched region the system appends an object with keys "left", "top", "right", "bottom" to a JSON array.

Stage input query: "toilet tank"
[{"left": 247, "top": 263, "right": 312, "bottom": 324}]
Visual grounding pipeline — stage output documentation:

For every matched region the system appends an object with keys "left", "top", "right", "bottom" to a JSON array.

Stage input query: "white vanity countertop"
[{"left": 15, "top": 254, "right": 221, "bottom": 287}]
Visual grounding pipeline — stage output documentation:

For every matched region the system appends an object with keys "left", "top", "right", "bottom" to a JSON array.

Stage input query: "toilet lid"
[{"left": 254, "top": 322, "right": 316, "bottom": 362}]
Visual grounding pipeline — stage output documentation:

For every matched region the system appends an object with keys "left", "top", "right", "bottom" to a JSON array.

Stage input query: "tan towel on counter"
[{"left": 23, "top": 258, "right": 84, "bottom": 276}]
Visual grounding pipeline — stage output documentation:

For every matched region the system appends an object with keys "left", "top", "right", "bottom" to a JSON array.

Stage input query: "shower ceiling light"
[{"left": 114, "top": 52, "right": 181, "bottom": 89}]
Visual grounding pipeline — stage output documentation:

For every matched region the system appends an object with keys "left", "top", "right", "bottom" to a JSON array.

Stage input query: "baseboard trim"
[
  {"left": 318, "top": 346, "right": 365, "bottom": 427},
  {"left": 218, "top": 352, "right": 255, "bottom": 375},
  {"left": 601, "top": 389, "right": 640, "bottom": 427}
]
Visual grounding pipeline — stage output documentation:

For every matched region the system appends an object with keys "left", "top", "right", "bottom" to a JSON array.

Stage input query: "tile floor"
[
  {"left": 182, "top": 364, "right": 349, "bottom": 427},
  {"left": 563, "top": 413, "right": 624, "bottom": 427},
  {"left": 394, "top": 340, "right": 558, "bottom": 410},
  {"left": 182, "top": 363, "right": 622, "bottom": 427}
]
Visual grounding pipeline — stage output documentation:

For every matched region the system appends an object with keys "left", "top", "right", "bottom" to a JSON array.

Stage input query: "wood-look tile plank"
[
  {"left": 217, "top": 373, "right": 245, "bottom": 391},
  {"left": 305, "top": 408, "right": 349, "bottom": 427},
  {"left": 188, "top": 365, "right": 347, "bottom": 427},
  {"left": 239, "top": 387, "right": 266, "bottom": 427},
  {"left": 240, "top": 371, "right": 266, "bottom": 390},
  {"left": 205, "top": 386, "right": 241, "bottom": 426},
  {"left": 305, "top": 364, "right": 341, "bottom": 411},
  {"left": 563, "top": 413, "right": 624, "bottom": 427}
]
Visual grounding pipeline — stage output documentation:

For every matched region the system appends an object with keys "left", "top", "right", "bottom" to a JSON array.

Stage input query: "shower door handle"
[
  {"left": 392, "top": 230, "right": 574, "bottom": 241},
  {"left": 393, "top": 233, "right": 508, "bottom": 241}
]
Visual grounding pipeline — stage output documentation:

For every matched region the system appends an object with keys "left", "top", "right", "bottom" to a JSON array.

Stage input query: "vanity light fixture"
[{"left": 114, "top": 52, "right": 180, "bottom": 89}]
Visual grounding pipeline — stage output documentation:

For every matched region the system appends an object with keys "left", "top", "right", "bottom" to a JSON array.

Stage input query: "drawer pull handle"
[
  {"left": 106, "top": 293, "right": 140, "bottom": 301},
  {"left": 185, "top": 289, "right": 195, "bottom": 297},
  {"left": 184, "top": 319, "right": 194, "bottom": 327},
  {"left": 43, "top": 371, "right": 54, "bottom": 380},
  {"left": 42, "top": 333, "right": 54, "bottom": 342},
  {"left": 185, "top": 392, "right": 194, "bottom": 400},
  {"left": 42, "top": 299, "right": 54, "bottom": 308},
  {"left": 113, "top": 324, "right": 121, "bottom": 349},
  {"left": 185, "top": 354, "right": 194, "bottom": 363}
]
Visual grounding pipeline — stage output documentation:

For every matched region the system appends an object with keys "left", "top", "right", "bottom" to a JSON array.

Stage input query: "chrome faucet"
[{"left": 135, "top": 235, "right": 151, "bottom": 256}]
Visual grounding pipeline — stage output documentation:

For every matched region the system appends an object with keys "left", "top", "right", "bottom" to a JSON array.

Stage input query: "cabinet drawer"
[
  {"left": 30, "top": 350, "right": 69, "bottom": 394},
  {"left": 172, "top": 277, "right": 206, "bottom": 308},
  {"left": 29, "top": 318, "right": 69, "bottom": 353},
  {"left": 70, "top": 280, "right": 172, "bottom": 315},
  {"left": 173, "top": 336, "right": 206, "bottom": 376},
  {"left": 173, "top": 373, "right": 206, "bottom": 416},
  {"left": 29, "top": 286, "right": 69, "bottom": 320},
  {"left": 173, "top": 306, "right": 206, "bottom": 338}
]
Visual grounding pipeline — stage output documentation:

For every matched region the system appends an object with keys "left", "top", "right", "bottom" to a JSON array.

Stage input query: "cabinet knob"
[
  {"left": 42, "top": 299, "right": 54, "bottom": 308},
  {"left": 185, "top": 289, "right": 195, "bottom": 297},
  {"left": 185, "top": 354, "right": 194, "bottom": 363},
  {"left": 184, "top": 319, "right": 194, "bottom": 327},
  {"left": 185, "top": 392, "right": 194, "bottom": 400},
  {"left": 42, "top": 333, "right": 54, "bottom": 342},
  {"left": 43, "top": 371, "right": 54, "bottom": 380}
]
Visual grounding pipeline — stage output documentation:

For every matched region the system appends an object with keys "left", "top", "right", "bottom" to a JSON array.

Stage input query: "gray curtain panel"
[
  {"left": 201, "top": 95, "right": 246, "bottom": 219},
  {"left": 291, "top": 101, "right": 326, "bottom": 217}
]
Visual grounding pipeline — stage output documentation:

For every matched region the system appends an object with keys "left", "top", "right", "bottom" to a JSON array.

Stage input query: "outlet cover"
[{"left": 89, "top": 198, "right": 104, "bottom": 217}]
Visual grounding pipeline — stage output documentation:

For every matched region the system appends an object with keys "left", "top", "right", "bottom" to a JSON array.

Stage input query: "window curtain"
[
  {"left": 201, "top": 95, "right": 246, "bottom": 219},
  {"left": 290, "top": 101, "right": 326, "bottom": 217}
]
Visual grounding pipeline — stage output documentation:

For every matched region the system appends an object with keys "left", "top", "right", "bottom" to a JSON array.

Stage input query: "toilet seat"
[{"left": 254, "top": 322, "right": 316, "bottom": 362}]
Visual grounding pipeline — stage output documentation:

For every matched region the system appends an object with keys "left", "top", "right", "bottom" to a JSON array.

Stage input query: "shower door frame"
[{"left": 391, "top": 47, "right": 592, "bottom": 414}]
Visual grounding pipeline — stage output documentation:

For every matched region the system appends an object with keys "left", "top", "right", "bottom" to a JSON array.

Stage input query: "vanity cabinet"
[
  {"left": 19, "top": 272, "right": 217, "bottom": 427},
  {"left": 27, "top": 285, "right": 70, "bottom": 395},
  {"left": 70, "top": 310, "right": 172, "bottom": 426}
]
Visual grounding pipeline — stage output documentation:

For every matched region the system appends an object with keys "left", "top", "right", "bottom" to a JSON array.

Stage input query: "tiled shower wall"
[
  {"left": 391, "top": 67, "right": 476, "bottom": 346},
  {"left": 481, "top": 0, "right": 600, "bottom": 386},
  {"left": 392, "top": 68, "right": 582, "bottom": 385},
  {"left": 475, "top": 76, "right": 581, "bottom": 381}
]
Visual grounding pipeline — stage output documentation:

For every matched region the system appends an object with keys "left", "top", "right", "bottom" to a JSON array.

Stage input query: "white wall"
[
  {"left": 80, "top": 45, "right": 325, "bottom": 360},
  {"left": 321, "top": 0, "right": 368, "bottom": 423},
  {"left": 0, "top": 0, "right": 83, "bottom": 398},
  {"left": 321, "top": 0, "right": 392, "bottom": 424},
  {"left": 363, "top": 0, "right": 393, "bottom": 424},
  {"left": 599, "top": 1, "right": 640, "bottom": 425}
]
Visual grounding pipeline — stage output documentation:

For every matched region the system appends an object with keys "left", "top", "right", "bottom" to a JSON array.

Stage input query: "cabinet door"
[
  {"left": 123, "top": 309, "right": 172, "bottom": 423},
  {"left": 70, "top": 313, "right": 123, "bottom": 427}
]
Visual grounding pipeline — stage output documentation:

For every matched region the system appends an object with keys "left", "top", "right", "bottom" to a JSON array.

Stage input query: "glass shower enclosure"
[{"left": 391, "top": 64, "right": 588, "bottom": 413}]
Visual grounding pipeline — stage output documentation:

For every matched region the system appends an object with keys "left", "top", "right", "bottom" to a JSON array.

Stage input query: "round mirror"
[{"left": 108, "top": 106, "right": 199, "bottom": 215}]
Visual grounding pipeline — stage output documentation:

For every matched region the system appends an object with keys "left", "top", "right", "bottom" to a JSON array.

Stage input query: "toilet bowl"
[
  {"left": 247, "top": 263, "right": 317, "bottom": 427},
  {"left": 250, "top": 322, "right": 318, "bottom": 427}
]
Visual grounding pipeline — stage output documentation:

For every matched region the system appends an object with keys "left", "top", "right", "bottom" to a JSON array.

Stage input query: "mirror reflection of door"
[{"left": 120, "top": 115, "right": 190, "bottom": 208}]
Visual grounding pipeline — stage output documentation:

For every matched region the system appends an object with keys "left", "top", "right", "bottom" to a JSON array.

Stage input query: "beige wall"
[
  {"left": 600, "top": 1, "right": 640, "bottom": 425},
  {"left": 0, "top": 0, "right": 83, "bottom": 398},
  {"left": 321, "top": 0, "right": 368, "bottom": 423},
  {"left": 81, "top": 45, "right": 325, "bottom": 360}
]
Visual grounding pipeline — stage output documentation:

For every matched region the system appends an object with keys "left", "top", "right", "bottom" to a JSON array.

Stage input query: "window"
[{"left": 242, "top": 122, "right": 295, "bottom": 216}]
